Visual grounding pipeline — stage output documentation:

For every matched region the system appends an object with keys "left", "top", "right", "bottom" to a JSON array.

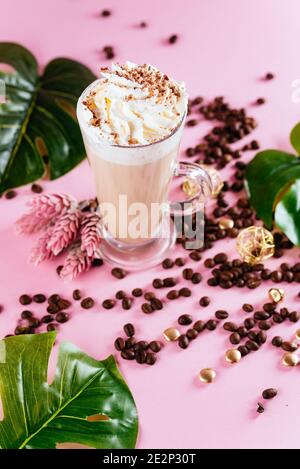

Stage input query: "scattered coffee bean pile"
[
  {"left": 8, "top": 293, "right": 73, "bottom": 337},
  {"left": 204, "top": 247, "right": 298, "bottom": 290},
  {"left": 114, "top": 323, "right": 163, "bottom": 365},
  {"left": 186, "top": 95, "right": 258, "bottom": 170}
]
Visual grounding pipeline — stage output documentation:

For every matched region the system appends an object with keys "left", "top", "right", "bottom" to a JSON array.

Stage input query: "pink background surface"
[{"left": 1, "top": 0, "right": 300, "bottom": 449}]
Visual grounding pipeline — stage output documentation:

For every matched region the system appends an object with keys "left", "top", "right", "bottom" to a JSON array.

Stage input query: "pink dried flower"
[
  {"left": 80, "top": 212, "right": 102, "bottom": 258},
  {"left": 47, "top": 208, "right": 81, "bottom": 256},
  {"left": 16, "top": 193, "right": 77, "bottom": 234},
  {"left": 29, "top": 226, "right": 54, "bottom": 265},
  {"left": 59, "top": 243, "right": 92, "bottom": 281}
]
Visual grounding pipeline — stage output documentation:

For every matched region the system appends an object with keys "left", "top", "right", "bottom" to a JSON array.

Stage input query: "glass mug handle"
[{"left": 169, "top": 161, "right": 213, "bottom": 216}]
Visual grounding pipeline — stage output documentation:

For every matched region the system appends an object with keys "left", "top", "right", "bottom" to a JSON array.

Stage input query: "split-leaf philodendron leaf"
[
  {"left": 245, "top": 122, "right": 300, "bottom": 245},
  {"left": 0, "top": 332, "right": 138, "bottom": 449},
  {"left": 0, "top": 43, "right": 96, "bottom": 194}
]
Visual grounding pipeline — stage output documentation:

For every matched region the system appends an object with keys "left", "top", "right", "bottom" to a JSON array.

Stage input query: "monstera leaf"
[
  {"left": 0, "top": 333, "right": 138, "bottom": 449},
  {"left": 245, "top": 122, "right": 300, "bottom": 245},
  {"left": 0, "top": 43, "right": 96, "bottom": 194}
]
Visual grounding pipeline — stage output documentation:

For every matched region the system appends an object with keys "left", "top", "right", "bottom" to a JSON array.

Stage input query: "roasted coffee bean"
[
  {"left": 186, "top": 328, "right": 198, "bottom": 340},
  {"left": 237, "top": 326, "right": 248, "bottom": 338},
  {"left": 56, "top": 312, "right": 70, "bottom": 323},
  {"left": 135, "top": 340, "right": 148, "bottom": 350},
  {"left": 15, "top": 325, "right": 32, "bottom": 335},
  {"left": 114, "top": 337, "right": 125, "bottom": 351},
  {"left": 272, "top": 336, "right": 283, "bottom": 347},
  {"left": 81, "top": 297, "right": 95, "bottom": 309},
  {"left": 5, "top": 189, "right": 17, "bottom": 199},
  {"left": 135, "top": 349, "right": 147, "bottom": 364},
  {"left": 182, "top": 268, "right": 194, "bottom": 280},
  {"left": 163, "top": 277, "right": 177, "bottom": 288},
  {"left": 179, "top": 287, "right": 192, "bottom": 297},
  {"left": 189, "top": 251, "right": 202, "bottom": 261},
  {"left": 48, "top": 294, "right": 60, "bottom": 304},
  {"left": 146, "top": 353, "right": 157, "bottom": 365},
  {"left": 199, "top": 296, "right": 210, "bottom": 307},
  {"left": 206, "top": 319, "right": 218, "bottom": 331},
  {"left": 178, "top": 334, "right": 189, "bottom": 349},
  {"left": 132, "top": 288, "right": 143, "bottom": 297},
  {"left": 244, "top": 318, "right": 256, "bottom": 330},
  {"left": 214, "top": 253, "right": 228, "bottom": 264},
  {"left": 28, "top": 317, "right": 41, "bottom": 329},
  {"left": 122, "top": 298, "right": 133, "bottom": 310},
  {"left": 21, "top": 310, "right": 33, "bottom": 319},
  {"left": 272, "top": 313, "right": 284, "bottom": 324},
  {"left": 72, "top": 289, "right": 81, "bottom": 301},
  {"left": 41, "top": 314, "right": 54, "bottom": 324},
  {"left": 257, "top": 402, "right": 265, "bottom": 414},
  {"left": 32, "top": 293, "right": 46, "bottom": 303},
  {"left": 111, "top": 267, "right": 127, "bottom": 279},
  {"left": 141, "top": 303, "right": 154, "bottom": 314},
  {"left": 263, "top": 303, "right": 276, "bottom": 313},
  {"left": 19, "top": 294, "right": 32, "bottom": 305},
  {"left": 116, "top": 290, "right": 127, "bottom": 300},
  {"left": 258, "top": 320, "right": 272, "bottom": 330},
  {"left": 57, "top": 299, "right": 71, "bottom": 310},
  {"left": 47, "top": 304, "right": 60, "bottom": 314},
  {"left": 204, "top": 258, "right": 215, "bottom": 268},
  {"left": 102, "top": 299, "right": 116, "bottom": 309},
  {"left": 229, "top": 332, "right": 241, "bottom": 345},
  {"left": 245, "top": 340, "right": 259, "bottom": 351},
  {"left": 167, "top": 290, "right": 180, "bottom": 300},
  {"left": 178, "top": 314, "right": 193, "bottom": 326},
  {"left": 282, "top": 341, "right": 298, "bottom": 352},
  {"left": 191, "top": 273, "right": 202, "bottom": 284},
  {"left": 149, "top": 341, "right": 162, "bottom": 353},
  {"left": 223, "top": 321, "right": 238, "bottom": 332},
  {"left": 162, "top": 258, "right": 174, "bottom": 269},
  {"left": 175, "top": 257, "right": 185, "bottom": 266},
  {"left": 193, "top": 320, "right": 206, "bottom": 332},
  {"left": 246, "top": 279, "right": 261, "bottom": 289},
  {"left": 242, "top": 303, "right": 254, "bottom": 313},
  {"left": 238, "top": 345, "right": 249, "bottom": 357},
  {"left": 144, "top": 292, "right": 155, "bottom": 301},
  {"left": 256, "top": 97, "right": 266, "bottom": 105},
  {"left": 123, "top": 323, "right": 135, "bottom": 337},
  {"left": 270, "top": 271, "right": 282, "bottom": 283},
  {"left": 262, "top": 388, "right": 277, "bottom": 400},
  {"left": 125, "top": 338, "right": 136, "bottom": 349},
  {"left": 152, "top": 278, "right": 164, "bottom": 289},
  {"left": 207, "top": 278, "right": 219, "bottom": 286},
  {"left": 215, "top": 310, "right": 228, "bottom": 320},
  {"left": 289, "top": 311, "right": 300, "bottom": 323},
  {"left": 256, "top": 331, "right": 267, "bottom": 345},
  {"left": 254, "top": 311, "right": 271, "bottom": 321},
  {"left": 47, "top": 323, "right": 58, "bottom": 332},
  {"left": 247, "top": 331, "right": 258, "bottom": 341},
  {"left": 150, "top": 298, "right": 163, "bottom": 311},
  {"left": 121, "top": 349, "right": 135, "bottom": 360},
  {"left": 168, "top": 34, "right": 178, "bottom": 44},
  {"left": 280, "top": 307, "right": 289, "bottom": 319},
  {"left": 101, "top": 9, "right": 111, "bottom": 17}
]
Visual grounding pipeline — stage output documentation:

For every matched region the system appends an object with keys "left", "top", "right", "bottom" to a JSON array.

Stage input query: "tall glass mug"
[{"left": 77, "top": 80, "right": 212, "bottom": 269}]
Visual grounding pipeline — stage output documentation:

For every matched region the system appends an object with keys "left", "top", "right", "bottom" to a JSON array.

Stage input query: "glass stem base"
[{"left": 98, "top": 218, "right": 176, "bottom": 271}]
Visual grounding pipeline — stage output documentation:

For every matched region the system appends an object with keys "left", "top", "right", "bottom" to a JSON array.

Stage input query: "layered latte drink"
[{"left": 77, "top": 62, "right": 188, "bottom": 246}]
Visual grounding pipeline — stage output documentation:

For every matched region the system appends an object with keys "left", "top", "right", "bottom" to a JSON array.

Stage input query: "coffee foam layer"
[{"left": 77, "top": 62, "right": 188, "bottom": 147}]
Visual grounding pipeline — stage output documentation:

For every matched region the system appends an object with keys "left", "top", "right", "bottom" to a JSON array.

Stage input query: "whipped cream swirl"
[{"left": 82, "top": 62, "right": 188, "bottom": 146}]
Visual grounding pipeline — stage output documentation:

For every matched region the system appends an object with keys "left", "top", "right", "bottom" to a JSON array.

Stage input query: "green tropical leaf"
[
  {"left": 290, "top": 122, "right": 300, "bottom": 155},
  {"left": 245, "top": 149, "right": 300, "bottom": 227},
  {"left": 0, "top": 333, "right": 138, "bottom": 449},
  {"left": 0, "top": 42, "right": 96, "bottom": 194},
  {"left": 275, "top": 179, "right": 300, "bottom": 245}
]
